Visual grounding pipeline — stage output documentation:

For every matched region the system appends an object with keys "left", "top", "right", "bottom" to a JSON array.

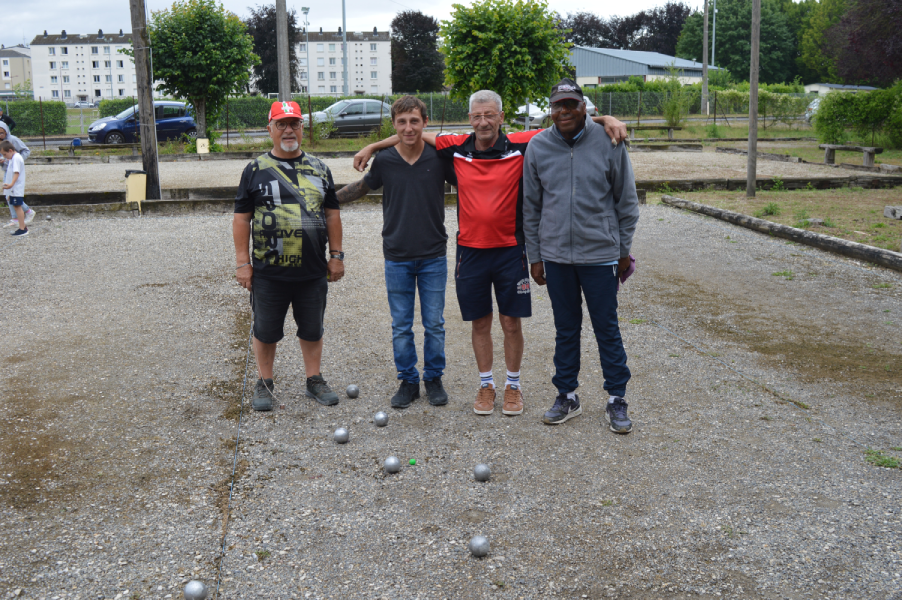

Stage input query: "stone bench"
[
  {"left": 819, "top": 144, "right": 883, "bottom": 168},
  {"left": 630, "top": 125, "right": 683, "bottom": 140}
]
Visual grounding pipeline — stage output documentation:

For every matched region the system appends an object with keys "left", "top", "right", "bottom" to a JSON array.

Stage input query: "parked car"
[
  {"left": 302, "top": 99, "right": 393, "bottom": 137},
  {"left": 515, "top": 96, "right": 598, "bottom": 126},
  {"left": 805, "top": 98, "right": 821, "bottom": 124},
  {"left": 73, "top": 101, "right": 96, "bottom": 108},
  {"left": 87, "top": 101, "right": 196, "bottom": 144}
]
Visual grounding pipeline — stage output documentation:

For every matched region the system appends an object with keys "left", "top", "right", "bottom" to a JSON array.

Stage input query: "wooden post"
[
  {"left": 714, "top": 90, "right": 717, "bottom": 126},
  {"left": 226, "top": 101, "right": 230, "bottom": 149},
  {"left": 637, "top": 91, "right": 642, "bottom": 125},
  {"left": 440, "top": 94, "right": 446, "bottom": 133},
  {"left": 39, "top": 97, "right": 46, "bottom": 150},
  {"left": 746, "top": 0, "right": 761, "bottom": 197},
  {"left": 276, "top": 0, "right": 291, "bottom": 101},
  {"left": 129, "top": 0, "right": 161, "bottom": 199},
  {"left": 307, "top": 95, "right": 314, "bottom": 147}
]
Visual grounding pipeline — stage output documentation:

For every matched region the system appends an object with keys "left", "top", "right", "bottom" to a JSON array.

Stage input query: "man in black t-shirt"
[
  {"left": 234, "top": 101, "right": 345, "bottom": 411},
  {"left": 337, "top": 96, "right": 456, "bottom": 409}
]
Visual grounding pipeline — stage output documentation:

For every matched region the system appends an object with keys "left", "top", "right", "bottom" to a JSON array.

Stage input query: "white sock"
[
  {"left": 566, "top": 392, "right": 577, "bottom": 400},
  {"left": 505, "top": 370, "right": 520, "bottom": 388},
  {"left": 479, "top": 371, "right": 494, "bottom": 388},
  {"left": 608, "top": 395, "right": 624, "bottom": 404}
]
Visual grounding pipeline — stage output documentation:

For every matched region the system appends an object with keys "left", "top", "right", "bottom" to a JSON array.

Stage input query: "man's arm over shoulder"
[{"left": 611, "top": 144, "right": 640, "bottom": 258}]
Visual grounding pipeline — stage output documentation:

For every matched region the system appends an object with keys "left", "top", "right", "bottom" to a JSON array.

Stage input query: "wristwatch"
[{"left": 329, "top": 251, "right": 344, "bottom": 261}]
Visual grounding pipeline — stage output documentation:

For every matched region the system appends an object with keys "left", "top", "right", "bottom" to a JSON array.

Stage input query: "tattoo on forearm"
[{"left": 336, "top": 179, "right": 371, "bottom": 204}]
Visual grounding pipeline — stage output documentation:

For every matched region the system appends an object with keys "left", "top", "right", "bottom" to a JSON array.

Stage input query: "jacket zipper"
[{"left": 569, "top": 145, "right": 574, "bottom": 263}]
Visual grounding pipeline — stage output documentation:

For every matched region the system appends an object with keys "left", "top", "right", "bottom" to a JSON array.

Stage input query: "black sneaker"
[
  {"left": 391, "top": 381, "right": 420, "bottom": 409},
  {"left": 252, "top": 378, "right": 274, "bottom": 412},
  {"left": 542, "top": 393, "right": 582, "bottom": 425},
  {"left": 605, "top": 397, "right": 632, "bottom": 434},
  {"left": 424, "top": 378, "right": 448, "bottom": 406},
  {"left": 305, "top": 374, "right": 339, "bottom": 406},
  {"left": 11, "top": 228, "right": 28, "bottom": 237}
]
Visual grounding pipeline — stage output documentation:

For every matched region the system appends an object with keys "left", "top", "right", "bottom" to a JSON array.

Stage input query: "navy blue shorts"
[
  {"left": 7, "top": 196, "right": 25, "bottom": 207},
  {"left": 455, "top": 244, "right": 531, "bottom": 321}
]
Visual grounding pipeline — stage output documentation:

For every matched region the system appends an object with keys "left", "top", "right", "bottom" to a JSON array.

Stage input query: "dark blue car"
[{"left": 87, "top": 101, "right": 197, "bottom": 144}]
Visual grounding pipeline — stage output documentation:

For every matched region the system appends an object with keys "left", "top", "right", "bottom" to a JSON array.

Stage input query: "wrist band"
[{"left": 236, "top": 262, "right": 251, "bottom": 269}]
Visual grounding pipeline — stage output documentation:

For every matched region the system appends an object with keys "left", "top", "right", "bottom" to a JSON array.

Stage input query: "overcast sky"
[{"left": 2, "top": 0, "right": 695, "bottom": 50}]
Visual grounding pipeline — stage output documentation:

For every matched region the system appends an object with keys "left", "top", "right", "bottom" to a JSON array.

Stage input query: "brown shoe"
[
  {"left": 474, "top": 383, "right": 495, "bottom": 415},
  {"left": 502, "top": 384, "right": 524, "bottom": 416}
]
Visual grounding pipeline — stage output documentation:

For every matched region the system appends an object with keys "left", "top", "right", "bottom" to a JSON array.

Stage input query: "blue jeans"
[
  {"left": 544, "top": 262, "right": 631, "bottom": 397},
  {"left": 384, "top": 257, "right": 447, "bottom": 383}
]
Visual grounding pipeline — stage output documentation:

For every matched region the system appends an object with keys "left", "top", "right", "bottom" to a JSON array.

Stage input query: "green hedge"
[
  {"left": 98, "top": 98, "right": 140, "bottom": 117},
  {"left": 814, "top": 83, "right": 902, "bottom": 148},
  {"left": 2, "top": 100, "right": 67, "bottom": 135}
]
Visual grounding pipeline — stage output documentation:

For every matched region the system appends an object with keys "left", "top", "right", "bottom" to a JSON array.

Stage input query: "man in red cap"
[{"left": 233, "top": 100, "right": 345, "bottom": 411}]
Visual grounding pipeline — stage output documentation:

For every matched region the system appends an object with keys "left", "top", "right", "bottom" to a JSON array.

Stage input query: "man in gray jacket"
[{"left": 522, "top": 78, "right": 640, "bottom": 433}]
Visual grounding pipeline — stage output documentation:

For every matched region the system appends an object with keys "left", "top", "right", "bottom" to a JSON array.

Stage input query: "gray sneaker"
[
  {"left": 306, "top": 374, "right": 339, "bottom": 406},
  {"left": 252, "top": 378, "right": 274, "bottom": 411},
  {"left": 605, "top": 397, "right": 633, "bottom": 434}
]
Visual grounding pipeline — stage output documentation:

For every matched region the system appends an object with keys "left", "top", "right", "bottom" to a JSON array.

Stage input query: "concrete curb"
[
  {"left": 661, "top": 195, "right": 902, "bottom": 273},
  {"left": 715, "top": 147, "right": 902, "bottom": 174}
]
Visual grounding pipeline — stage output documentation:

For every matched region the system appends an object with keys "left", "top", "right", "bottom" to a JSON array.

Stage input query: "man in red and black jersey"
[{"left": 354, "top": 90, "right": 627, "bottom": 418}]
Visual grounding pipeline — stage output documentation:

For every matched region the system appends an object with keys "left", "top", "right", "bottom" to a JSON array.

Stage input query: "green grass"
[
  {"left": 772, "top": 270, "right": 794, "bottom": 280},
  {"left": 628, "top": 318, "right": 647, "bottom": 324},
  {"left": 754, "top": 202, "right": 781, "bottom": 217},
  {"left": 255, "top": 549, "right": 271, "bottom": 561},
  {"left": 865, "top": 449, "right": 900, "bottom": 469},
  {"left": 872, "top": 283, "right": 893, "bottom": 289}
]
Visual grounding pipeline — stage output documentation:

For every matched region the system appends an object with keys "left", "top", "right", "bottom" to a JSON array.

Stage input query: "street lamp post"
[
  {"left": 712, "top": 0, "right": 717, "bottom": 67},
  {"left": 302, "top": 7, "right": 310, "bottom": 94},
  {"left": 341, "top": 0, "right": 349, "bottom": 96}
]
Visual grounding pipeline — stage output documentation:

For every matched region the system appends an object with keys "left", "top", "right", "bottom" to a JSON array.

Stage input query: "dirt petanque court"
[{"left": 1, "top": 146, "right": 901, "bottom": 600}]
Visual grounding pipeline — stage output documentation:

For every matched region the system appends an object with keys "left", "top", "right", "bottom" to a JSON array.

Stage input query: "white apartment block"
[
  {"left": 0, "top": 45, "right": 32, "bottom": 92},
  {"left": 30, "top": 29, "right": 162, "bottom": 103},
  {"left": 296, "top": 28, "right": 391, "bottom": 96}
]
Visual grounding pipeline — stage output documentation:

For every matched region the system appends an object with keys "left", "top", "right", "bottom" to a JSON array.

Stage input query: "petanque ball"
[
  {"left": 333, "top": 427, "right": 349, "bottom": 444},
  {"left": 183, "top": 580, "right": 209, "bottom": 600},
  {"left": 469, "top": 535, "right": 490, "bottom": 558},
  {"left": 384, "top": 456, "right": 401, "bottom": 474},
  {"left": 346, "top": 384, "right": 360, "bottom": 398},
  {"left": 373, "top": 411, "right": 389, "bottom": 427},
  {"left": 474, "top": 463, "right": 491, "bottom": 482}
]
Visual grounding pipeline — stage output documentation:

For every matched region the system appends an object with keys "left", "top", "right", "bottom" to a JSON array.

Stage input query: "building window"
[
  {"left": 299, "top": 70, "right": 307, "bottom": 80},
  {"left": 329, "top": 43, "right": 336, "bottom": 52},
  {"left": 50, "top": 61, "right": 57, "bottom": 69},
  {"left": 64, "top": 90, "right": 71, "bottom": 98},
  {"left": 105, "top": 75, "right": 112, "bottom": 82},
  {"left": 118, "top": 74, "right": 124, "bottom": 82},
  {"left": 370, "top": 71, "right": 378, "bottom": 79},
  {"left": 329, "top": 57, "right": 336, "bottom": 65},
  {"left": 62, "top": 47, "right": 68, "bottom": 55},
  {"left": 371, "top": 85, "right": 378, "bottom": 92},
  {"left": 92, "top": 61, "right": 99, "bottom": 68},
  {"left": 119, "top": 89, "right": 125, "bottom": 96},
  {"left": 117, "top": 60, "right": 124, "bottom": 68},
  {"left": 370, "top": 57, "right": 377, "bottom": 65},
  {"left": 104, "top": 60, "right": 111, "bottom": 68},
  {"left": 132, "top": 74, "right": 137, "bottom": 82},
  {"left": 329, "top": 71, "right": 336, "bottom": 79},
  {"left": 370, "top": 43, "right": 377, "bottom": 51},
  {"left": 52, "top": 90, "right": 59, "bottom": 97},
  {"left": 95, "top": 89, "right": 101, "bottom": 97},
  {"left": 316, "top": 43, "right": 323, "bottom": 52},
  {"left": 49, "top": 47, "right": 56, "bottom": 55},
  {"left": 51, "top": 75, "right": 59, "bottom": 84},
  {"left": 93, "top": 75, "right": 101, "bottom": 83},
  {"left": 299, "top": 58, "right": 307, "bottom": 66},
  {"left": 317, "top": 72, "right": 324, "bottom": 80},
  {"left": 91, "top": 46, "right": 98, "bottom": 54},
  {"left": 103, "top": 46, "right": 110, "bottom": 54},
  {"left": 330, "top": 85, "right": 337, "bottom": 93},
  {"left": 61, "top": 61, "right": 69, "bottom": 69},
  {"left": 1, "top": 59, "right": 6, "bottom": 67},
  {"left": 317, "top": 57, "right": 324, "bottom": 66},
  {"left": 299, "top": 43, "right": 306, "bottom": 52},
  {"left": 63, "top": 76, "right": 70, "bottom": 83},
  {"left": 318, "top": 85, "right": 325, "bottom": 93}
]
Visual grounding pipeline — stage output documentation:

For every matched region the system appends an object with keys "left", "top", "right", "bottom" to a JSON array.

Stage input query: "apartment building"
[
  {"left": 30, "top": 29, "right": 162, "bottom": 103},
  {"left": 296, "top": 28, "right": 391, "bottom": 96},
  {"left": 0, "top": 45, "right": 32, "bottom": 92}
]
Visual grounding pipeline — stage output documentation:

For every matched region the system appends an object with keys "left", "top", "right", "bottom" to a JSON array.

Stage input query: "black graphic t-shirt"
[{"left": 234, "top": 152, "right": 340, "bottom": 282}]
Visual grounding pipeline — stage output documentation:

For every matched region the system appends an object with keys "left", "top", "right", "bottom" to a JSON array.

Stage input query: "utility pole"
[
  {"left": 746, "top": 0, "right": 761, "bottom": 197},
  {"left": 712, "top": 0, "right": 717, "bottom": 69},
  {"left": 301, "top": 7, "right": 310, "bottom": 94},
  {"left": 702, "top": 0, "right": 709, "bottom": 114},
  {"left": 276, "top": 0, "right": 291, "bottom": 100},
  {"left": 128, "top": 0, "right": 160, "bottom": 199},
  {"left": 341, "top": 0, "right": 349, "bottom": 96}
]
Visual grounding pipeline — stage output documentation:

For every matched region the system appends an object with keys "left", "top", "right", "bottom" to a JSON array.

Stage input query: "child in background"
[{"left": 1, "top": 140, "right": 28, "bottom": 237}]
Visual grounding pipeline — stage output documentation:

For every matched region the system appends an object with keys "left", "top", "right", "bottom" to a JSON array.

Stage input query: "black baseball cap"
[{"left": 550, "top": 78, "right": 584, "bottom": 103}]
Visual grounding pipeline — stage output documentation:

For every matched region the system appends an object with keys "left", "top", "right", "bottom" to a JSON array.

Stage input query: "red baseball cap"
[{"left": 269, "top": 101, "right": 302, "bottom": 121}]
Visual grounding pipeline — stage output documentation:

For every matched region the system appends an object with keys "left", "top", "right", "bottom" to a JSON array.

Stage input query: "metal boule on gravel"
[
  {"left": 333, "top": 427, "right": 349, "bottom": 444},
  {"left": 474, "top": 463, "right": 491, "bottom": 482},
  {"left": 469, "top": 535, "right": 490, "bottom": 557},
  {"left": 373, "top": 411, "right": 388, "bottom": 427},
  {"left": 346, "top": 384, "right": 360, "bottom": 398},
  {"left": 384, "top": 456, "right": 401, "bottom": 474},
  {"left": 46, "top": 215, "right": 52, "bottom": 221},
  {"left": 183, "top": 580, "right": 209, "bottom": 600}
]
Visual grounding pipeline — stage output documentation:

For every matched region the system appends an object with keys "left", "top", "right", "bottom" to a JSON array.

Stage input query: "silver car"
[
  {"left": 515, "top": 96, "right": 598, "bottom": 126},
  {"left": 302, "top": 99, "right": 392, "bottom": 137}
]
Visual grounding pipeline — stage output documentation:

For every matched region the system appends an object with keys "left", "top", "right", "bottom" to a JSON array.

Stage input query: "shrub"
[
  {"left": 815, "top": 84, "right": 902, "bottom": 148},
  {"left": 3, "top": 100, "right": 67, "bottom": 135}
]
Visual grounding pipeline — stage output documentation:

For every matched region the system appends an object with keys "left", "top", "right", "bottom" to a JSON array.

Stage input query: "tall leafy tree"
[
  {"left": 143, "top": 0, "right": 258, "bottom": 137},
  {"left": 558, "top": 4, "right": 690, "bottom": 55},
  {"left": 824, "top": 0, "right": 902, "bottom": 86},
  {"left": 244, "top": 4, "right": 301, "bottom": 94},
  {"left": 633, "top": 2, "right": 693, "bottom": 56},
  {"left": 557, "top": 12, "right": 612, "bottom": 47},
  {"left": 676, "top": 0, "right": 795, "bottom": 83},
  {"left": 390, "top": 11, "right": 445, "bottom": 93},
  {"left": 777, "top": 0, "right": 819, "bottom": 83},
  {"left": 441, "top": 0, "right": 570, "bottom": 118},
  {"left": 799, "top": 0, "right": 846, "bottom": 82}
]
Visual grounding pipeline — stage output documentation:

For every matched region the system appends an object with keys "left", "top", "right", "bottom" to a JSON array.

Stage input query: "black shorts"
[
  {"left": 251, "top": 276, "right": 328, "bottom": 343},
  {"left": 454, "top": 244, "right": 531, "bottom": 321}
]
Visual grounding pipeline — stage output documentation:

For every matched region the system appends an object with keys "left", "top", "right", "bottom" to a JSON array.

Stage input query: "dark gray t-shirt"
[{"left": 364, "top": 144, "right": 455, "bottom": 262}]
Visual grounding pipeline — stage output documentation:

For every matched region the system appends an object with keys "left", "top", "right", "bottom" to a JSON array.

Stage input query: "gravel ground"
[
  {"left": 24, "top": 150, "right": 850, "bottom": 194},
  {"left": 0, "top": 205, "right": 900, "bottom": 600}
]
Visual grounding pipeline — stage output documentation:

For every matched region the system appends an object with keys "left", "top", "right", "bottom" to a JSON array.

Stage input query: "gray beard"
[{"left": 280, "top": 140, "right": 299, "bottom": 152}]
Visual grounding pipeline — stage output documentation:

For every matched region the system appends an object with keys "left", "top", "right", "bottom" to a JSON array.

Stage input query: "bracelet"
[{"left": 236, "top": 262, "right": 251, "bottom": 269}]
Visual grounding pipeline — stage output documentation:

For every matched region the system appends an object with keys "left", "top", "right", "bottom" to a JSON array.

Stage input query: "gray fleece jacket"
[
  {"left": 522, "top": 117, "right": 639, "bottom": 265},
  {"left": 0, "top": 122, "right": 30, "bottom": 161}
]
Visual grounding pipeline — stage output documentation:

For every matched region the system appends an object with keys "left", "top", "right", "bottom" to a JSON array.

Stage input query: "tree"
[
  {"left": 244, "top": 4, "right": 301, "bottom": 95},
  {"left": 776, "top": 0, "right": 819, "bottom": 83},
  {"left": 390, "top": 11, "right": 445, "bottom": 93},
  {"left": 798, "top": 0, "right": 846, "bottom": 82},
  {"left": 632, "top": 2, "right": 693, "bottom": 56},
  {"left": 142, "top": 0, "right": 258, "bottom": 137},
  {"left": 676, "top": 0, "right": 795, "bottom": 84},
  {"left": 557, "top": 12, "right": 612, "bottom": 47},
  {"left": 558, "top": 4, "right": 690, "bottom": 54},
  {"left": 824, "top": 0, "right": 902, "bottom": 87},
  {"left": 441, "top": 0, "right": 570, "bottom": 118}
]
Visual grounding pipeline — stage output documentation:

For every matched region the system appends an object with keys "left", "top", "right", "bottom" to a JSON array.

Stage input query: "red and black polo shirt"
[{"left": 435, "top": 129, "right": 542, "bottom": 249}]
